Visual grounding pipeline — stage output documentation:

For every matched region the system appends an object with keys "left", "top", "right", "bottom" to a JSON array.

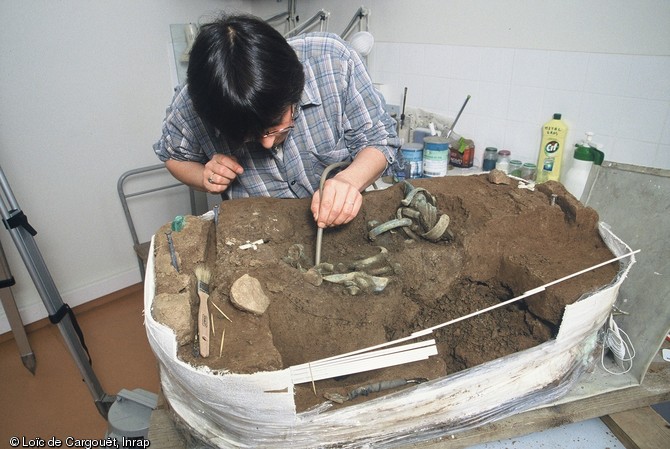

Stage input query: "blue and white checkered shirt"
[{"left": 153, "top": 32, "right": 401, "bottom": 199}]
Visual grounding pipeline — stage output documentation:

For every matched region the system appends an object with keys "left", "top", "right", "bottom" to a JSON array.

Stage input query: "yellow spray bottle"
[{"left": 536, "top": 113, "right": 568, "bottom": 183}]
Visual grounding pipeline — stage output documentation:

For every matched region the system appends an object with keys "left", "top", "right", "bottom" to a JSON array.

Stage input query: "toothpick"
[
  {"left": 308, "top": 362, "right": 317, "bottom": 396},
  {"left": 210, "top": 299, "right": 233, "bottom": 323},
  {"left": 210, "top": 313, "right": 215, "bottom": 337},
  {"left": 219, "top": 328, "right": 225, "bottom": 358}
]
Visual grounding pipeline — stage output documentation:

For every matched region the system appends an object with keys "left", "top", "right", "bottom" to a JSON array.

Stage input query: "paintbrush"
[{"left": 195, "top": 264, "right": 211, "bottom": 358}]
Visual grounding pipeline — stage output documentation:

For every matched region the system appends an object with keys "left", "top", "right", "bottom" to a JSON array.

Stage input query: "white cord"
[{"left": 601, "top": 314, "right": 636, "bottom": 375}]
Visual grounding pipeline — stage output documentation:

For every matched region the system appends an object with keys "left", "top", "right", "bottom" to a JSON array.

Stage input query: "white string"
[{"left": 601, "top": 314, "right": 636, "bottom": 375}]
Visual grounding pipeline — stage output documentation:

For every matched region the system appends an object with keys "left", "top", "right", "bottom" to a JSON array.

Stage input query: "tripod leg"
[
  {"left": 0, "top": 164, "right": 114, "bottom": 418},
  {"left": 0, "top": 287, "right": 36, "bottom": 374},
  {"left": 0, "top": 241, "right": 36, "bottom": 374}
]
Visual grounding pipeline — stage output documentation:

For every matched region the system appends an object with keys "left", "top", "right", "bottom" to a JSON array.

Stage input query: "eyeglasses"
[{"left": 260, "top": 104, "right": 301, "bottom": 139}]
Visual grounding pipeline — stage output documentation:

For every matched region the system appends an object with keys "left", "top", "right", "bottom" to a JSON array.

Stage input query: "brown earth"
[{"left": 151, "top": 172, "right": 618, "bottom": 413}]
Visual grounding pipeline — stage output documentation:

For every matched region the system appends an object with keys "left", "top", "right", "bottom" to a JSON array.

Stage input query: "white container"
[
  {"left": 422, "top": 136, "right": 450, "bottom": 177},
  {"left": 564, "top": 133, "right": 597, "bottom": 201},
  {"left": 144, "top": 224, "right": 635, "bottom": 448},
  {"left": 564, "top": 159, "right": 593, "bottom": 200}
]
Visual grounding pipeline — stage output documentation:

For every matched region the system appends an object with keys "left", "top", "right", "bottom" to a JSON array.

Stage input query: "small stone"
[
  {"left": 266, "top": 281, "right": 284, "bottom": 293},
  {"left": 487, "top": 169, "right": 512, "bottom": 185},
  {"left": 302, "top": 268, "right": 323, "bottom": 286},
  {"left": 230, "top": 274, "right": 271, "bottom": 315}
]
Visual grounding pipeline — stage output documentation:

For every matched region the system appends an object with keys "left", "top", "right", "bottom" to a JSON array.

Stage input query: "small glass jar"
[
  {"left": 521, "top": 162, "right": 537, "bottom": 181},
  {"left": 482, "top": 147, "right": 498, "bottom": 171},
  {"left": 497, "top": 150, "right": 511, "bottom": 174},
  {"left": 509, "top": 159, "right": 523, "bottom": 177}
]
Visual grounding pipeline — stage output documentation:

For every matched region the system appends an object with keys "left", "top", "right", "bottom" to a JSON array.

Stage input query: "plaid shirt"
[{"left": 153, "top": 32, "right": 401, "bottom": 199}]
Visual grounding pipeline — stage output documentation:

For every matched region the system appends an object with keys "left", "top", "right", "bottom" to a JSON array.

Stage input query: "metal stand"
[
  {"left": 0, "top": 163, "right": 157, "bottom": 443},
  {"left": 0, "top": 240, "right": 36, "bottom": 374}
]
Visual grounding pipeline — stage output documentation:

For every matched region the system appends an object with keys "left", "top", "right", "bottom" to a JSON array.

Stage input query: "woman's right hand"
[{"left": 202, "top": 154, "right": 244, "bottom": 194}]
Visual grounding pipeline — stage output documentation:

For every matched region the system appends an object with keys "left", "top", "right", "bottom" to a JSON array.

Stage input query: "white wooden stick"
[
  {"left": 210, "top": 300, "right": 233, "bottom": 323},
  {"left": 291, "top": 346, "right": 437, "bottom": 384},
  {"left": 219, "top": 328, "right": 225, "bottom": 358},
  {"left": 290, "top": 340, "right": 437, "bottom": 384}
]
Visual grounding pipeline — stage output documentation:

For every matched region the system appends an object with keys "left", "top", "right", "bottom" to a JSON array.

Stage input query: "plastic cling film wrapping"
[{"left": 144, "top": 223, "right": 634, "bottom": 448}]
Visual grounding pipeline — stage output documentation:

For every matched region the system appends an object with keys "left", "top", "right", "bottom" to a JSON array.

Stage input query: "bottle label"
[
  {"left": 544, "top": 125, "right": 562, "bottom": 136},
  {"left": 544, "top": 140, "right": 560, "bottom": 155},
  {"left": 542, "top": 157, "right": 554, "bottom": 172}
]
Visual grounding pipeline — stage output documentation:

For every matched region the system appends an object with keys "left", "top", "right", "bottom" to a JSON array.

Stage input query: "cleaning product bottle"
[
  {"left": 536, "top": 113, "right": 568, "bottom": 183},
  {"left": 563, "top": 132, "right": 605, "bottom": 200},
  {"left": 563, "top": 132, "right": 595, "bottom": 200}
]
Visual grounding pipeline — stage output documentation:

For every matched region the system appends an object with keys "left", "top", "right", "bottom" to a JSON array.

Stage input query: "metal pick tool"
[
  {"left": 444, "top": 94, "right": 471, "bottom": 140},
  {"left": 165, "top": 231, "right": 179, "bottom": 272},
  {"left": 212, "top": 205, "right": 219, "bottom": 227}
]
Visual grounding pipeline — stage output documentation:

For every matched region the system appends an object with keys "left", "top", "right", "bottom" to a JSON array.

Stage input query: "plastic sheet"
[{"left": 144, "top": 223, "right": 634, "bottom": 448}]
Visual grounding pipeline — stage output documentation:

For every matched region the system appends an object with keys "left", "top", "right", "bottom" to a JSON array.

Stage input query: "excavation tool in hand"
[{"left": 314, "top": 161, "right": 352, "bottom": 266}]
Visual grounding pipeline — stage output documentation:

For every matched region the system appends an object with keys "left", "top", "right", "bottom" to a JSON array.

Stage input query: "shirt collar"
[{"left": 300, "top": 63, "right": 322, "bottom": 108}]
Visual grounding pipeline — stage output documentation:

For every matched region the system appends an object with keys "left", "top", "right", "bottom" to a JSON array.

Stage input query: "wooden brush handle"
[{"left": 198, "top": 291, "right": 210, "bottom": 357}]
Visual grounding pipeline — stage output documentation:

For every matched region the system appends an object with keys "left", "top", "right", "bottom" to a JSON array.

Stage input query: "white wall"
[
  {"left": 1, "top": 0, "right": 669, "bottom": 333},
  {"left": 296, "top": 0, "right": 670, "bottom": 167},
  {"left": 252, "top": 0, "right": 670, "bottom": 167},
  {"left": 0, "top": 0, "right": 244, "bottom": 333},
  {"left": 360, "top": 1, "right": 670, "bottom": 168},
  {"left": 255, "top": 0, "right": 670, "bottom": 55}
]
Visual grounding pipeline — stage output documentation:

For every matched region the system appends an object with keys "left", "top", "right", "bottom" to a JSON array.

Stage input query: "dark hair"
[{"left": 187, "top": 14, "right": 305, "bottom": 147}]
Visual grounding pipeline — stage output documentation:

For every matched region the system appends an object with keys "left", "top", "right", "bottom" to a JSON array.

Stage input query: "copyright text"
[{"left": 8, "top": 436, "right": 150, "bottom": 448}]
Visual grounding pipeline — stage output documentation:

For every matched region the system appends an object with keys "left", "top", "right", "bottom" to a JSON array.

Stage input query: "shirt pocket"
[{"left": 307, "top": 140, "right": 352, "bottom": 176}]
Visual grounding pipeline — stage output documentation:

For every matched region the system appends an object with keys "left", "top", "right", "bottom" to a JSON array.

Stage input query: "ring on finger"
[{"left": 208, "top": 174, "right": 215, "bottom": 184}]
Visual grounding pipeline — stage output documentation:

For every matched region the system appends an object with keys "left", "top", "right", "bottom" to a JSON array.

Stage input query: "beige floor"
[{"left": 0, "top": 284, "right": 160, "bottom": 441}]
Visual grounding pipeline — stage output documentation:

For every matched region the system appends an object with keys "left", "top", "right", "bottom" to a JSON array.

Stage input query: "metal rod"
[
  {"left": 0, "top": 241, "right": 36, "bottom": 374},
  {"left": 340, "top": 6, "right": 370, "bottom": 40},
  {"left": 445, "top": 94, "right": 471, "bottom": 140},
  {"left": 284, "top": 9, "right": 330, "bottom": 38},
  {"left": 314, "top": 161, "right": 351, "bottom": 266},
  {"left": 400, "top": 87, "right": 408, "bottom": 129}
]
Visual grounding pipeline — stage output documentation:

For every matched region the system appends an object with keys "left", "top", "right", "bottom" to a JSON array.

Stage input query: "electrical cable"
[{"left": 601, "top": 314, "right": 635, "bottom": 375}]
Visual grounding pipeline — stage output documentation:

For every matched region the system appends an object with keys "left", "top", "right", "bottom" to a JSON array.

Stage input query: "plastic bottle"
[
  {"left": 536, "top": 113, "right": 568, "bottom": 183},
  {"left": 563, "top": 132, "right": 605, "bottom": 200}
]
